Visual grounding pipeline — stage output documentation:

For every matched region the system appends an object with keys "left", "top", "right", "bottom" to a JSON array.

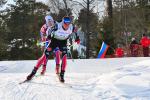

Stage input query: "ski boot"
[
  {"left": 55, "top": 64, "right": 60, "bottom": 75},
  {"left": 41, "top": 65, "right": 46, "bottom": 75},
  {"left": 59, "top": 70, "right": 65, "bottom": 83},
  {"left": 27, "top": 67, "right": 38, "bottom": 80}
]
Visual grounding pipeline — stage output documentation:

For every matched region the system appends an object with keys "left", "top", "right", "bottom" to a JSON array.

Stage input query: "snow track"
[
  {"left": 0, "top": 73, "right": 97, "bottom": 100},
  {"left": 0, "top": 57, "right": 150, "bottom": 100}
]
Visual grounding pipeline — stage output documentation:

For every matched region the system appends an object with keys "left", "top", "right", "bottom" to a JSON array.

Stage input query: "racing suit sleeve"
[{"left": 40, "top": 25, "right": 47, "bottom": 42}]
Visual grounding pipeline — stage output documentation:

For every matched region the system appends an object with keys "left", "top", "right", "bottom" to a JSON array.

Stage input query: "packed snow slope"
[{"left": 0, "top": 57, "right": 150, "bottom": 100}]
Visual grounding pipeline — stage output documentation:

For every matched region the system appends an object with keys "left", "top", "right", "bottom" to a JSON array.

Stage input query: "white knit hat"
[{"left": 45, "top": 15, "right": 53, "bottom": 23}]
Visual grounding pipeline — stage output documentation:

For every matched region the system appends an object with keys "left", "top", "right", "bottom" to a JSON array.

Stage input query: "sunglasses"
[{"left": 64, "top": 22, "right": 70, "bottom": 25}]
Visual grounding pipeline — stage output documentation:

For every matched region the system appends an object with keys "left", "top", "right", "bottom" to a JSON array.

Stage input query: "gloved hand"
[
  {"left": 41, "top": 37, "right": 46, "bottom": 42},
  {"left": 40, "top": 37, "right": 48, "bottom": 47},
  {"left": 45, "top": 40, "right": 51, "bottom": 48},
  {"left": 75, "top": 38, "right": 80, "bottom": 44}
]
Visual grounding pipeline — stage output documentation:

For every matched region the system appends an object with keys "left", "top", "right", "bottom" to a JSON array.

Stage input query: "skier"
[
  {"left": 27, "top": 16, "right": 80, "bottom": 82},
  {"left": 40, "top": 15, "right": 55, "bottom": 51},
  {"left": 38, "top": 15, "right": 55, "bottom": 75}
]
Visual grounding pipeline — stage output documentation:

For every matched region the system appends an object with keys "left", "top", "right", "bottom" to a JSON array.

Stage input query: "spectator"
[
  {"left": 130, "top": 37, "right": 139, "bottom": 57},
  {"left": 115, "top": 44, "right": 124, "bottom": 57},
  {"left": 140, "top": 34, "right": 149, "bottom": 57}
]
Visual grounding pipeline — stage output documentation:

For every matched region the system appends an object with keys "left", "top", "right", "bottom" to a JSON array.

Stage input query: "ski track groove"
[
  {"left": 31, "top": 94, "right": 37, "bottom": 100},
  {"left": 39, "top": 74, "right": 83, "bottom": 100},
  {"left": 47, "top": 75, "right": 73, "bottom": 100},
  {"left": 22, "top": 83, "right": 30, "bottom": 98},
  {"left": 0, "top": 73, "right": 103, "bottom": 100},
  {"left": 1, "top": 58, "right": 150, "bottom": 100},
  {"left": 0, "top": 66, "right": 8, "bottom": 72}
]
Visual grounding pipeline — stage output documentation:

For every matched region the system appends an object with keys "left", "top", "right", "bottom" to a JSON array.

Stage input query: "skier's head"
[
  {"left": 45, "top": 15, "right": 54, "bottom": 27},
  {"left": 142, "top": 33, "right": 146, "bottom": 37},
  {"left": 62, "top": 16, "right": 71, "bottom": 29}
]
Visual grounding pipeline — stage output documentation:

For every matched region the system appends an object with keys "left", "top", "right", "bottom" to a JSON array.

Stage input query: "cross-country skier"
[
  {"left": 40, "top": 15, "right": 55, "bottom": 51},
  {"left": 38, "top": 15, "right": 55, "bottom": 75},
  {"left": 27, "top": 16, "right": 80, "bottom": 82}
]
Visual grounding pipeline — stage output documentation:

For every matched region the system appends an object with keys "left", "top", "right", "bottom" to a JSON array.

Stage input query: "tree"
[
  {"left": 113, "top": 0, "right": 150, "bottom": 46},
  {"left": 0, "top": 0, "right": 9, "bottom": 60},
  {"left": 4, "top": 0, "right": 49, "bottom": 60},
  {"left": 0, "top": 12, "right": 8, "bottom": 60},
  {"left": 47, "top": 0, "right": 73, "bottom": 21},
  {"left": 70, "top": 0, "right": 99, "bottom": 58},
  {"left": 0, "top": 0, "right": 7, "bottom": 7},
  {"left": 106, "top": 0, "right": 113, "bottom": 18},
  {"left": 99, "top": 0, "right": 115, "bottom": 55},
  {"left": 78, "top": 8, "right": 99, "bottom": 57}
]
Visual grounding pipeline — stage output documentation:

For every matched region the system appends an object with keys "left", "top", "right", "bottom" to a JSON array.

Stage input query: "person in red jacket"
[
  {"left": 115, "top": 45, "right": 124, "bottom": 57},
  {"left": 40, "top": 15, "right": 55, "bottom": 51},
  {"left": 140, "top": 34, "right": 149, "bottom": 57}
]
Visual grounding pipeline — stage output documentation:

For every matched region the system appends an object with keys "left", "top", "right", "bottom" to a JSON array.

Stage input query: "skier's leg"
[
  {"left": 55, "top": 48, "right": 61, "bottom": 74},
  {"left": 35, "top": 54, "right": 47, "bottom": 69},
  {"left": 41, "top": 58, "right": 48, "bottom": 75},
  {"left": 60, "top": 47, "right": 67, "bottom": 82},
  {"left": 27, "top": 54, "right": 46, "bottom": 80},
  {"left": 41, "top": 47, "right": 52, "bottom": 75},
  {"left": 61, "top": 54, "right": 67, "bottom": 71},
  {"left": 27, "top": 49, "right": 50, "bottom": 80},
  {"left": 27, "top": 67, "right": 38, "bottom": 80}
]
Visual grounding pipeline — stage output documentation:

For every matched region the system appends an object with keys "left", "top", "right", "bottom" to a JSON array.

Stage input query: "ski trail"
[
  {"left": 1, "top": 58, "right": 150, "bottom": 100},
  {"left": 30, "top": 74, "right": 83, "bottom": 100},
  {"left": 7, "top": 74, "right": 84, "bottom": 100},
  {"left": 0, "top": 66, "right": 8, "bottom": 72}
]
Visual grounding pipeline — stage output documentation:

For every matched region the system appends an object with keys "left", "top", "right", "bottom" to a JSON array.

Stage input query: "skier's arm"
[{"left": 40, "top": 25, "right": 47, "bottom": 42}]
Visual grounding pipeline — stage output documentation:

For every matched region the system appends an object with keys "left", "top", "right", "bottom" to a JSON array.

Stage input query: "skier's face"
[
  {"left": 63, "top": 22, "right": 70, "bottom": 30},
  {"left": 62, "top": 17, "right": 71, "bottom": 30},
  {"left": 47, "top": 19, "right": 54, "bottom": 27}
]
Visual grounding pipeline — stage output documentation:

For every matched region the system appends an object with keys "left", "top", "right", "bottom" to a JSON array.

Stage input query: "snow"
[{"left": 0, "top": 57, "right": 150, "bottom": 100}]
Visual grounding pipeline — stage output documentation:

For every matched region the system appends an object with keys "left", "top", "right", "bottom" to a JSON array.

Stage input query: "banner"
[{"left": 97, "top": 42, "right": 109, "bottom": 58}]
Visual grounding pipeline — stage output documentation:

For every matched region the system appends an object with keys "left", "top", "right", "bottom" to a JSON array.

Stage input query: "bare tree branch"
[
  {"left": 89, "top": 0, "right": 95, "bottom": 4},
  {"left": 62, "top": 0, "right": 69, "bottom": 15},
  {"left": 62, "top": 0, "right": 68, "bottom": 9},
  {"left": 0, "top": 0, "right": 7, "bottom": 7},
  {"left": 83, "top": 0, "right": 87, "bottom": 4},
  {"left": 90, "top": 5, "right": 96, "bottom": 12},
  {"left": 71, "top": 0, "right": 86, "bottom": 8},
  {"left": 47, "top": 0, "right": 64, "bottom": 13},
  {"left": 72, "top": 8, "right": 79, "bottom": 17}
]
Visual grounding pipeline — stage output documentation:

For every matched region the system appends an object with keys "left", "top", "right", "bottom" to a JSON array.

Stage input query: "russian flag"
[{"left": 97, "top": 42, "right": 109, "bottom": 58}]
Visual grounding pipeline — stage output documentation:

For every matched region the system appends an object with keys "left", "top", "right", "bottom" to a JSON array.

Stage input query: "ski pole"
[{"left": 67, "top": 44, "right": 74, "bottom": 62}]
